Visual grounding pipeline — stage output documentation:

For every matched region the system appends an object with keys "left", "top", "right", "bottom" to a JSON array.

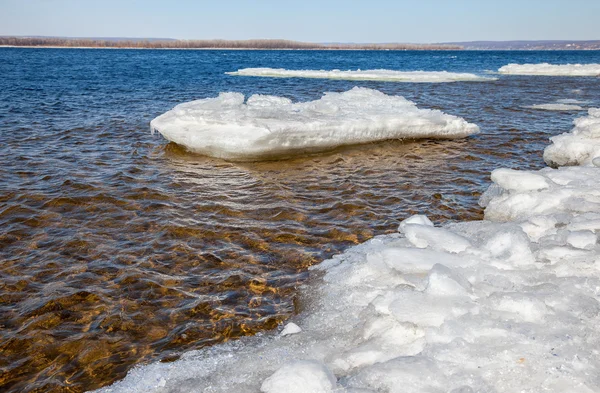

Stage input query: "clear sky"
[{"left": 1, "top": 0, "right": 599, "bottom": 43}]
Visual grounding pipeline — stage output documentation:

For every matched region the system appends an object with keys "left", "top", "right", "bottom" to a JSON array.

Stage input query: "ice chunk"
[
  {"left": 398, "top": 214, "right": 434, "bottom": 232},
  {"left": 280, "top": 322, "right": 302, "bottom": 336},
  {"left": 566, "top": 230, "right": 597, "bottom": 250},
  {"left": 330, "top": 317, "right": 425, "bottom": 371},
  {"left": 544, "top": 108, "right": 600, "bottom": 167},
  {"left": 520, "top": 216, "right": 558, "bottom": 242},
  {"left": 490, "top": 168, "right": 550, "bottom": 191},
  {"left": 261, "top": 360, "right": 336, "bottom": 393},
  {"left": 345, "top": 357, "right": 446, "bottom": 393},
  {"left": 400, "top": 224, "right": 472, "bottom": 253},
  {"left": 482, "top": 226, "right": 535, "bottom": 268},
  {"left": 488, "top": 292, "right": 550, "bottom": 322},
  {"left": 374, "top": 247, "right": 475, "bottom": 274},
  {"left": 151, "top": 87, "right": 480, "bottom": 161},
  {"left": 499, "top": 63, "right": 600, "bottom": 76},
  {"left": 227, "top": 68, "right": 497, "bottom": 83}
]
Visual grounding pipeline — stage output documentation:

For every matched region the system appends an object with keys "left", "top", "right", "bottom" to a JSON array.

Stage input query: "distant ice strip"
[
  {"left": 98, "top": 109, "right": 600, "bottom": 393},
  {"left": 226, "top": 68, "right": 497, "bottom": 83},
  {"left": 499, "top": 63, "right": 600, "bottom": 76},
  {"left": 150, "top": 87, "right": 479, "bottom": 161},
  {"left": 525, "top": 103, "right": 585, "bottom": 111},
  {"left": 556, "top": 99, "right": 591, "bottom": 104}
]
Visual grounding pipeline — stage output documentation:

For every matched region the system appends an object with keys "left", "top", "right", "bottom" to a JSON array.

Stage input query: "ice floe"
[
  {"left": 96, "top": 109, "right": 600, "bottom": 393},
  {"left": 150, "top": 87, "right": 479, "bottom": 161},
  {"left": 227, "top": 68, "right": 497, "bottom": 83},
  {"left": 499, "top": 63, "right": 600, "bottom": 76}
]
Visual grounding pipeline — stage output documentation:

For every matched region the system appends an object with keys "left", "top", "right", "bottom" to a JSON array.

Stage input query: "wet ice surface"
[
  {"left": 95, "top": 112, "right": 600, "bottom": 392},
  {"left": 150, "top": 88, "right": 479, "bottom": 161},
  {"left": 227, "top": 68, "right": 496, "bottom": 83},
  {"left": 499, "top": 63, "right": 600, "bottom": 76}
]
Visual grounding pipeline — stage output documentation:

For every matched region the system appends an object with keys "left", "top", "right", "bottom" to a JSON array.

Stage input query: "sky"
[{"left": 1, "top": 0, "right": 599, "bottom": 43}]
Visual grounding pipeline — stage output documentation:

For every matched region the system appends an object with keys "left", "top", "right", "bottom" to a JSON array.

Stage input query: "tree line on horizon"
[{"left": 0, "top": 36, "right": 463, "bottom": 50}]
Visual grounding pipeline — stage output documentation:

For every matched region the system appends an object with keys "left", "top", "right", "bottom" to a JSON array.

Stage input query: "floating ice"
[
  {"left": 525, "top": 103, "right": 585, "bottom": 111},
  {"left": 544, "top": 108, "right": 600, "bottom": 167},
  {"left": 499, "top": 63, "right": 600, "bottom": 76},
  {"left": 150, "top": 87, "right": 479, "bottom": 161},
  {"left": 227, "top": 68, "right": 497, "bottom": 83}
]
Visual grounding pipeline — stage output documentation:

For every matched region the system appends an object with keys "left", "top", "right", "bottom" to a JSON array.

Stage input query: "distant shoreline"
[
  {"left": 0, "top": 37, "right": 461, "bottom": 50},
  {"left": 2, "top": 45, "right": 600, "bottom": 51},
  {"left": 1, "top": 37, "right": 599, "bottom": 50},
  {"left": 0, "top": 45, "right": 451, "bottom": 51}
]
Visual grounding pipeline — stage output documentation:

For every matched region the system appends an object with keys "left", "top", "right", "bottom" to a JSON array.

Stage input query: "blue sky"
[{"left": 1, "top": 0, "right": 599, "bottom": 43}]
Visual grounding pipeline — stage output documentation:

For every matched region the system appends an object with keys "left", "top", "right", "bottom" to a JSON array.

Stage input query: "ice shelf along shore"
[
  {"left": 97, "top": 110, "right": 600, "bottom": 392},
  {"left": 226, "top": 68, "right": 497, "bottom": 83},
  {"left": 499, "top": 63, "right": 600, "bottom": 76},
  {"left": 150, "top": 87, "right": 479, "bottom": 161}
]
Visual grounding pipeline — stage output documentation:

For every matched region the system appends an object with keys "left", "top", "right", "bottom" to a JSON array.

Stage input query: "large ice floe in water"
[
  {"left": 150, "top": 87, "right": 479, "bottom": 161},
  {"left": 499, "top": 63, "right": 600, "bottom": 76},
  {"left": 97, "top": 110, "right": 600, "bottom": 393},
  {"left": 227, "top": 68, "right": 496, "bottom": 83},
  {"left": 544, "top": 108, "right": 600, "bottom": 167}
]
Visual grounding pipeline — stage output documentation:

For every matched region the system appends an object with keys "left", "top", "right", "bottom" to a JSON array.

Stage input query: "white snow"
[
  {"left": 95, "top": 109, "right": 600, "bottom": 393},
  {"left": 227, "top": 68, "right": 497, "bottom": 83},
  {"left": 544, "top": 108, "right": 600, "bottom": 167},
  {"left": 499, "top": 63, "right": 600, "bottom": 76},
  {"left": 150, "top": 87, "right": 479, "bottom": 161}
]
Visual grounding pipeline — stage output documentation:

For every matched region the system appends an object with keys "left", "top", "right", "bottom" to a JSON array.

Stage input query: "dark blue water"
[{"left": 1, "top": 48, "right": 599, "bottom": 393}]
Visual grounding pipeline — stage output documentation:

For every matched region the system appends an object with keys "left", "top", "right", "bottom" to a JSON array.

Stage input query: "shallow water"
[{"left": 0, "top": 48, "right": 599, "bottom": 392}]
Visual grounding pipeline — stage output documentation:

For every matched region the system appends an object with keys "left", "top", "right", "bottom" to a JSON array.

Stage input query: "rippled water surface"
[{"left": 1, "top": 48, "right": 599, "bottom": 392}]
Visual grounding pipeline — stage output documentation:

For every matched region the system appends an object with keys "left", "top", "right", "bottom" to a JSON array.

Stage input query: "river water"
[{"left": 0, "top": 48, "right": 599, "bottom": 392}]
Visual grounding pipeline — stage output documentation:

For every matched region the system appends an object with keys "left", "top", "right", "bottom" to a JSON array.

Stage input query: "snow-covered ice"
[
  {"left": 227, "top": 68, "right": 497, "bottom": 83},
  {"left": 150, "top": 87, "right": 479, "bottom": 161},
  {"left": 499, "top": 63, "right": 600, "bottom": 76},
  {"left": 96, "top": 109, "right": 600, "bottom": 392},
  {"left": 544, "top": 108, "right": 600, "bottom": 167}
]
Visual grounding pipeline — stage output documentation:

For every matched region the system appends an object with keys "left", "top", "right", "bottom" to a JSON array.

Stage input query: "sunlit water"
[{"left": 1, "top": 48, "right": 599, "bottom": 392}]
